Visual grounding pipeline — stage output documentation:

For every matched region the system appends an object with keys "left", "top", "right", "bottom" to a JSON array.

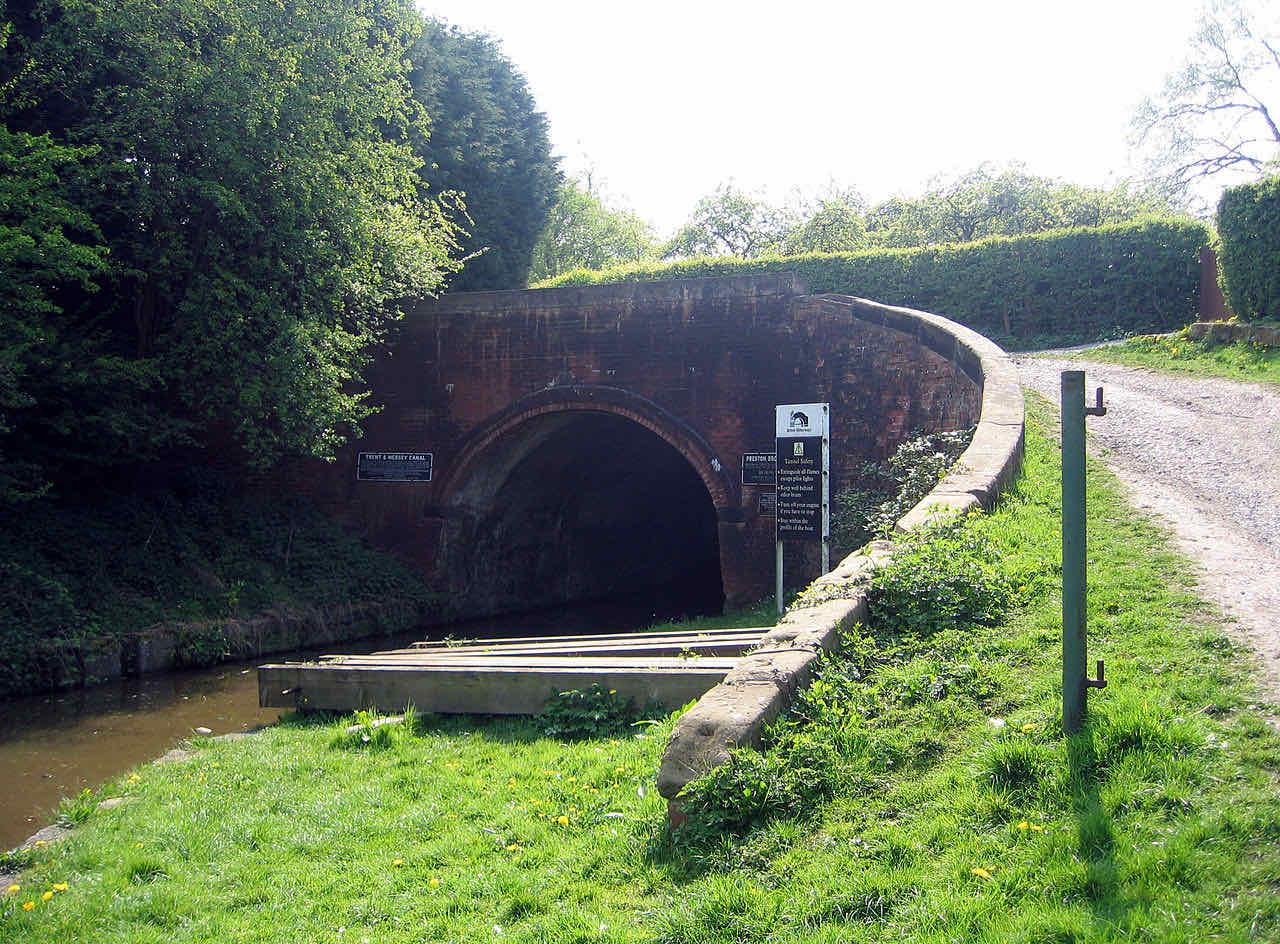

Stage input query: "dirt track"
[{"left": 1015, "top": 356, "right": 1280, "bottom": 699}]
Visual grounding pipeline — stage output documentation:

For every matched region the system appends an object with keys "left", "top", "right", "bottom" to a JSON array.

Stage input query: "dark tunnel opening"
[{"left": 444, "top": 411, "right": 725, "bottom": 622}]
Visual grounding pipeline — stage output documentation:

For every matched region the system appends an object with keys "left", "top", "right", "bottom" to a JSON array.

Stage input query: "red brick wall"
[{"left": 293, "top": 276, "right": 981, "bottom": 614}]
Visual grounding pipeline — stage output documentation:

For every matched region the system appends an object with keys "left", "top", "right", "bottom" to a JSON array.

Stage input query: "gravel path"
[{"left": 1015, "top": 356, "right": 1280, "bottom": 698}]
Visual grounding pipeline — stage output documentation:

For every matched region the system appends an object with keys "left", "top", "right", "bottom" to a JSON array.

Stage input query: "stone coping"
[
  {"left": 656, "top": 297, "right": 1025, "bottom": 819},
  {"left": 1187, "top": 321, "right": 1280, "bottom": 348}
]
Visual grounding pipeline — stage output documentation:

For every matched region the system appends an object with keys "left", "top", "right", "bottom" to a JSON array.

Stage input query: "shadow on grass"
[{"left": 1068, "top": 724, "right": 1130, "bottom": 926}]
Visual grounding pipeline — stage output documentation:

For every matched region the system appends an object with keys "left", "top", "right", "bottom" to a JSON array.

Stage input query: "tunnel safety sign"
[{"left": 774, "top": 402, "right": 830, "bottom": 615}]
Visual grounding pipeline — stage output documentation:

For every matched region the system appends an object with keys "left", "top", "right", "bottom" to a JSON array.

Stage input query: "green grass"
[
  {"left": 1058, "top": 329, "right": 1280, "bottom": 387},
  {"left": 3, "top": 395, "right": 1279, "bottom": 943}
]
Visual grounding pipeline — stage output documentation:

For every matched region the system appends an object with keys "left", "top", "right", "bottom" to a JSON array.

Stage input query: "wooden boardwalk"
[{"left": 258, "top": 626, "right": 766, "bottom": 715}]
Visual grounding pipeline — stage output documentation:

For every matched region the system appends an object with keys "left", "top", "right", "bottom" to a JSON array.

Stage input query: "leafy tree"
[
  {"left": 1131, "top": 0, "right": 1280, "bottom": 208},
  {"left": 2, "top": 0, "right": 461, "bottom": 478},
  {"left": 662, "top": 182, "right": 794, "bottom": 259},
  {"left": 0, "top": 118, "right": 109, "bottom": 499},
  {"left": 404, "top": 19, "right": 559, "bottom": 292},
  {"left": 864, "top": 164, "right": 1173, "bottom": 248},
  {"left": 528, "top": 177, "right": 657, "bottom": 282},
  {"left": 780, "top": 186, "right": 869, "bottom": 255}
]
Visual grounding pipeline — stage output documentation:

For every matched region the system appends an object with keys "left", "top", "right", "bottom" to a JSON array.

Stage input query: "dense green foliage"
[
  {"left": 406, "top": 20, "right": 559, "bottom": 292},
  {"left": 528, "top": 178, "right": 657, "bottom": 282},
  {"left": 0, "top": 474, "right": 436, "bottom": 697},
  {"left": 1217, "top": 173, "right": 1280, "bottom": 320},
  {"left": 0, "top": 0, "right": 465, "bottom": 493},
  {"left": 539, "top": 218, "right": 1211, "bottom": 347},
  {"left": 0, "top": 116, "right": 108, "bottom": 501}
]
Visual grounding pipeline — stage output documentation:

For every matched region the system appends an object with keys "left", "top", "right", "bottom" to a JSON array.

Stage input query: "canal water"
[{"left": 0, "top": 598, "right": 679, "bottom": 850}]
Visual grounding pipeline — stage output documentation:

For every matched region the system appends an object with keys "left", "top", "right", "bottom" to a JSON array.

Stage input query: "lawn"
[
  {"left": 1058, "top": 330, "right": 1280, "bottom": 387},
  {"left": 3, "top": 395, "right": 1278, "bottom": 943}
]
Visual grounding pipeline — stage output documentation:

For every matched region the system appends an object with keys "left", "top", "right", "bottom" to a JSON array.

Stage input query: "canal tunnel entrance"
[{"left": 442, "top": 409, "right": 725, "bottom": 621}]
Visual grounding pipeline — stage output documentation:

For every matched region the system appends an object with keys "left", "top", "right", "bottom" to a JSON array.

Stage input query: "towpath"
[{"left": 1015, "top": 355, "right": 1280, "bottom": 699}]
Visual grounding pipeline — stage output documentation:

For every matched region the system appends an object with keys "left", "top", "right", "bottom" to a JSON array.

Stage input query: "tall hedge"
[
  {"left": 536, "top": 218, "right": 1210, "bottom": 347},
  {"left": 1217, "top": 175, "right": 1280, "bottom": 322}
]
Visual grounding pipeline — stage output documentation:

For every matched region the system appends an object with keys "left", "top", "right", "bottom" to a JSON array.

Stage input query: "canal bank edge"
[
  {"left": 657, "top": 296, "right": 1025, "bottom": 825},
  {"left": 42, "top": 598, "right": 426, "bottom": 691}
]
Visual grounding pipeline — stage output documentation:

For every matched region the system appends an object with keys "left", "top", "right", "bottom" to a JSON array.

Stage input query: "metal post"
[
  {"left": 776, "top": 540, "right": 784, "bottom": 617},
  {"left": 821, "top": 404, "right": 830, "bottom": 575},
  {"left": 1062, "top": 371, "right": 1107, "bottom": 734}
]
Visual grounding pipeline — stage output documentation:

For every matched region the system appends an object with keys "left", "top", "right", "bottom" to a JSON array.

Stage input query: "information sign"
[
  {"left": 775, "top": 438, "right": 823, "bottom": 536},
  {"left": 774, "top": 402, "right": 831, "bottom": 614},
  {"left": 357, "top": 452, "right": 433, "bottom": 483},
  {"left": 741, "top": 451, "right": 776, "bottom": 485},
  {"left": 758, "top": 492, "right": 777, "bottom": 516}
]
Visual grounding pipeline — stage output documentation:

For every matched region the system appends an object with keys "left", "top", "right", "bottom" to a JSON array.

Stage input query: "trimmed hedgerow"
[
  {"left": 536, "top": 218, "right": 1210, "bottom": 348},
  {"left": 1217, "top": 174, "right": 1280, "bottom": 323}
]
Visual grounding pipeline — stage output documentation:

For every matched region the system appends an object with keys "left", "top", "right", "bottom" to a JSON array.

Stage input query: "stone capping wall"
[
  {"left": 1187, "top": 320, "right": 1280, "bottom": 348},
  {"left": 656, "top": 296, "right": 1025, "bottom": 822}
]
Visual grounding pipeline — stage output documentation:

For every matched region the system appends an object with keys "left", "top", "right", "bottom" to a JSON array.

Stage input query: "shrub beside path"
[{"left": 1016, "top": 355, "right": 1280, "bottom": 697}]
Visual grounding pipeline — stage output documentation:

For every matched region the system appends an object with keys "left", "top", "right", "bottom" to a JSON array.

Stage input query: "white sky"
[{"left": 416, "top": 0, "right": 1209, "bottom": 233}]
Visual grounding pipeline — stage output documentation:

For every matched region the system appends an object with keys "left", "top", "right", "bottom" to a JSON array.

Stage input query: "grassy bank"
[
  {"left": 0, "top": 472, "right": 438, "bottom": 697},
  {"left": 3, "top": 397, "right": 1278, "bottom": 943},
  {"left": 1060, "top": 330, "right": 1280, "bottom": 387}
]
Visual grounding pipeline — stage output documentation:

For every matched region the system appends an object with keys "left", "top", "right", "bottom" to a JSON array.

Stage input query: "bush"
[
  {"left": 1217, "top": 175, "right": 1280, "bottom": 322},
  {"left": 869, "top": 518, "right": 1013, "bottom": 639},
  {"left": 535, "top": 218, "right": 1210, "bottom": 347},
  {"left": 832, "top": 427, "right": 972, "bottom": 556}
]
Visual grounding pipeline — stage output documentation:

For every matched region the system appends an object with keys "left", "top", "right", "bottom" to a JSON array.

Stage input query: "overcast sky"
[{"left": 417, "top": 0, "right": 1210, "bottom": 233}]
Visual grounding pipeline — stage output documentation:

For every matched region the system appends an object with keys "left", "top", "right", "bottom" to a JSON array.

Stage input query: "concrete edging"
[{"left": 656, "top": 297, "right": 1025, "bottom": 821}]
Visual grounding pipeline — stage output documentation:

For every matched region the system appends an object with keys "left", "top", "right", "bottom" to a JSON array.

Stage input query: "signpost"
[
  {"left": 357, "top": 452, "right": 434, "bottom": 483},
  {"left": 774, "top": 403, "right": 830, "bottom": 615}
]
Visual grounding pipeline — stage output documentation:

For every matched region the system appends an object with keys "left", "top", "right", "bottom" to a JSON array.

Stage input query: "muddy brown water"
[{"left": 0, "top": 599, "right": 683, "bottom": 850}]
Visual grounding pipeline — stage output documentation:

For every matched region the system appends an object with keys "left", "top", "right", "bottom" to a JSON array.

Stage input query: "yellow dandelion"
[
  {"left": 22, "top": 901, "right": 35, "bottom": 911},
  {"left": 1017, "top": 821, "right": 1030, "bottom": 830},
  {"left": 566, "top": 776, "right": 576, "bottom": 783},
  {"left": 1030, "top": 824, "right": 1044, "bottom": 832},
  {"left": 52, "top": 883, "right": 67, "bottom": 892},
  {"left": 505, "top": 843, "right": 520, "bottom": 852},
  {"left": 5, "top": 884, "right": 18, "bottom": 894},
  {"left": 608, "top": 690, "right": 617, "bottom": 695},
  {"left": 135, "top": 842, "right": 144, "bottom": 848},
  {"left": 1020, "top": 723, "right": 1035, "bottom": 732},
  {"left": 970, "top": 867, "right": 993, "bottom": 880},
  {"left": 555, "top": 815, "right": 569, "bottom": 826},
  {"left": 392, "top": 859, "right": 404, "bottom": 867},
  {"left": 429, "top": 877, "right": 441, "bottom": 887},
  {"left": 508, "top": 777, "right": 517, "bottom": 786},
  {"left": 33, "top": 840, "right": 47, "bottom": 847},
  {"left": 41, "top": 891, "right": 53, "bottom": 902}
]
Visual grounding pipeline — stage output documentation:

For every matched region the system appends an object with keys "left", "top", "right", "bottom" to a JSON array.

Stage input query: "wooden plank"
[
  {"left": 259, "top": 662, "right": 729, "bottom": 715},
  {"left": 406, "top": 626, "right": 769, "bottom": 650},
  {"left": 271, "top": 655, "right": 739, "bottom": 671},
  {"left": 323, "top": 641, "right": 755, "bottom": 662}
]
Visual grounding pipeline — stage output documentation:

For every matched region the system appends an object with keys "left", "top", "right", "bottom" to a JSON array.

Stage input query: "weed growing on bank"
[
  {"left": 1061, "top": 329, "right": 1280, "bottom": 386},
  {"left": 3, "top": 396, "right": 1278, "bottom": 943}
]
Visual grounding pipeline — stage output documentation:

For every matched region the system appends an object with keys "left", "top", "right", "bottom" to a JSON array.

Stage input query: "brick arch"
[{"left": 436, "top": 385, "right": 737, "bottom": 512}]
